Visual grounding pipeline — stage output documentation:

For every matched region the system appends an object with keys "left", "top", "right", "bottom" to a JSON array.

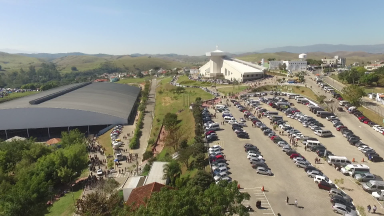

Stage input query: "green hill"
[
  {"left": 0, "top": 52, "right": 45, "bottom": 72},
  {"left": 237, "top": 51, "right": 384, "bottom": 65}
]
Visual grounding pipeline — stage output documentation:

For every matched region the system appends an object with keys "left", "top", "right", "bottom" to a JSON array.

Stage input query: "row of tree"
[
  {"left": 0, "top": 130, "right": 89, "bottom": 216},
  {"left": 338, "top": 66, "right": 384, "bottom": 86}
]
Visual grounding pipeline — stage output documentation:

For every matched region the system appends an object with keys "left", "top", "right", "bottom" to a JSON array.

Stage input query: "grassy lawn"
[
  {"left": 0, "top": 91, "right": 38, "bottom": 103},
  {"left": 117, "top": 76, "right": 151, "bottom": 84},
  {"left": 45, "top": 189, "right": 82, "bottom": 216},
  {"left": 217, "top": 85, "right": 248, "bottom": 95},
  {"left": 177, "top": 75, "right": 217, "bottom": 87},
  {"left": 363, "top": 87, "right": 384, "bottom": 94},
  {"left": 149, "top": 80, "right": 213, "bottom": 150},
  {"left": 358, "top": 107, "right": 384, "bottom": 127},
  {"left": 97, "top": 129, "right": 113, "bottom": 157}
]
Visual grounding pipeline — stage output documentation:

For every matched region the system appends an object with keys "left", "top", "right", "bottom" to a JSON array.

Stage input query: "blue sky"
[{"left": 1, "top": 0, "right": 383, "bottom": 55}]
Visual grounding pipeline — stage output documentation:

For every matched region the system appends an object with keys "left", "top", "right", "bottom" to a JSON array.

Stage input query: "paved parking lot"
[{"left": 208, "top": 105, "right": 336, "bottom": 215}]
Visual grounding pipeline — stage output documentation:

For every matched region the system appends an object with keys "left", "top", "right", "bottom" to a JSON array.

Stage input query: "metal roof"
[{"left": 0, "top": 82, "right": 140, "bottom": 130}]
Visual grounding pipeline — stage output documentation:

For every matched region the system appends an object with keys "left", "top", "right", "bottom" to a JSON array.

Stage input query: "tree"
[
  {"left": 316, "top": 95, "right": 326, "bottom": 104},
  {"left": 162, "top": 160, "right": 181, "bottom": 186},
  {"left": 267, "top": 58, "right": 275, "bottom": 61},
  {"left": 60, "top": 129, "right": 85, "bottom": 148},
  {"left": 136, "top": 70, "right": 143, "bottom": 78},
  {"left": 133, "top": 181, "right": 250, "bottom": 216},
  {"left": 163, "top": 113, "right": 178, "bottom": 130},
  {"left": 177, "top": 146, "right": 193, "bottom": 169},
  {"left": 341, "top": 85, "right": 367, "bottom": 107},
  {"left": 71, "top": 66, "right": 78, "bottom": 71},
  {"left": 193, "top": 153, "right": 207, "bottom": 170},
  {"left": 75, "top": 191, "right": 123, "bottom": 216},
  {"left": 282, "top": 63, "right": 287, "bottom": 71},
  {"left": 187, "top": 170, "right": 214, "bottom": 190}
]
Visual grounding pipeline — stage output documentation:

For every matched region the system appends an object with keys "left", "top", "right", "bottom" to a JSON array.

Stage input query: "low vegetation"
[
  {"left": 0, "top": 91, "right": 38, "bottom": 103},
  {"left": 0, "top": 129, "right": 88, "bottom": 216},
  {"left": 217, "top": 85, "right": 248, "bottom": 95}
]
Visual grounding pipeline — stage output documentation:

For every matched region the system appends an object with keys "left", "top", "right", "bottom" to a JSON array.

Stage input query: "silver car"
[
  {"left": 354, "top": 173, "right": 375, "bottom": 182},
  {"left": 307, "top": 170, "right": 323, "bottom": 178},
  {"left": 296, "top": 160, "right": 310, "bottom": 168},
  {"left": 256, "top": 167, "right": 273, "bottom": 176}
]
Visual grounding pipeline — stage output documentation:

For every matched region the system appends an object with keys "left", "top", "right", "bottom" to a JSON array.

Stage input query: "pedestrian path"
[{"left": 241, "top": 187, "right": 276, "bottom": 216}]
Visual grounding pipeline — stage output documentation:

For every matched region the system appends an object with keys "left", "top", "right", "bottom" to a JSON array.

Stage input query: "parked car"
[
  {"left": 318, "top": 180, "right": 336, "bottom": 191},
  {"left": 354, "top": 173, "right": 376, "bottom": 182},
  {"left": 256, "top": 167, "right": 273, "bottom": 176}
]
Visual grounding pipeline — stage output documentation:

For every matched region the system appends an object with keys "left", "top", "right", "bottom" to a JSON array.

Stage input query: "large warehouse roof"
[{"left": 0, "top": 82, "right": 141, "bottom": 130}]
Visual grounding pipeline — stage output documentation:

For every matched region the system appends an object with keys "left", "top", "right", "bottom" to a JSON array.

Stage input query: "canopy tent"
[{"left": 46, "top": 138, "right": 61, "bottom": 145}]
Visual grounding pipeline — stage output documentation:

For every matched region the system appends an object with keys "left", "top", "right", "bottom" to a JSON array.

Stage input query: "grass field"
[
  {"left": 117, "top": 77, "right": 151, "bottom": 84},
  {"left": 97, "top": 129, "right": 113, "bottom": 157},
  {"left": 45, "top": 189, "right": 82, "bottom": 216},
  {"left": 0, "top": 91, "right": 38, "bottom": 103},
  {"left": 54, "top": 55, "right": 194, "bottom": 73},
  {"left": 217, "top": 85, "right": 248, "bottom": 95},
  {"left": 363, "top": 87, "right": 384, "bottom": 94},
  {"left": 177, "top": 75, "right": 213, "bottom": 87}
]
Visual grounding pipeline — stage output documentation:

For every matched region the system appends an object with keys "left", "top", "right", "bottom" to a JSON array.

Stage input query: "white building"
[
  {"left": 268, "top": 53, "right": 307, "bottom": 72},
  {"left": 199, "top": 47, "right": 265, "bottom": 82},
  {"left": 321, "top": 56, "right": 346, "bottom": 67},
  {"left": 364, "top": 63, "right": 384, "bottom": 71}
]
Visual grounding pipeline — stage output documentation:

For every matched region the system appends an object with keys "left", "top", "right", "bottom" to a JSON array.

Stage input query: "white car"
[
  {"left": 97, "top": 169, "right": 103, "bottom": 176},
  {"left": 240, "top": 118, "right": 246, "bottom": 122},
  {"left": 293, "top": 157, "right": 306, "bottom": 163},
  {"left": 247, "top": 153, "right": 263, "bottom": 159},
  {"left": 209, "top": 149, "right": 221, "bottom": 154},
  {"left": 357, "top": 145, "right": 372, "bottom": 152},
  {"left": 256, "top": 167, "right": 273, "bottom": 176},
  {"left": 224, "top": 116, "right": 235, "bottom": 121},
  {"left": 314, "top": 175, "right": 332, "bottom": 184},
  {"left": 209, "top": 145, "right": 222, "bottom": 150},
  {"left": 211, "top": 163, "right": 227, "bottom": 170},
  {"left": 228, "top": 120, "right": 239, "bottom": 125},
  {"left": 307, "top": 170, "right": 323, "bottom": 178},
  {"left": 326, "top": 116, "right": 339, "bottom": 121},
  {"left": 296, "top": 160, "right": 310, "bottom": 168},
  {"left": 373, "top": 125, "right": 384, "bottom": 132},
  {"left": 282, "top": 145, "right": 292, "bottom": 152}
]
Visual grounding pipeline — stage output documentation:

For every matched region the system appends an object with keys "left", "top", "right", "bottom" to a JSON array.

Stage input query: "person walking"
[
  {"left": 367, "top": 204, "right": 371, "bottom": 213},
  {"left": 373, "top": 205, "right": 377, "bottom": 213},
  {"left": 295, "top": 199, "right": 298, "bottom": 207},
  {"left": 286, "top": 196, "right": 289, "bottom": 205}
]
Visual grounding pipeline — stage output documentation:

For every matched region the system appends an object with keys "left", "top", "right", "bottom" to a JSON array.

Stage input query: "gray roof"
[
  {"left": 0, "top": 82, "right": 140, "bottom": 130},
  {"left": 145, "top": 161, "right": 169, "bottom": 185}
]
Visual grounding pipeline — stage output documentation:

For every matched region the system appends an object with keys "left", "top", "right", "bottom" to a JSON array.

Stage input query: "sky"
[{"left": 1, "top": 0, "right": 384, "bottom": 55}]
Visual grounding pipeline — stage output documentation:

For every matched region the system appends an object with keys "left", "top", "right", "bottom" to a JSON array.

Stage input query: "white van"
[
  {"left": 216, "top": 104, "right": 226, "bottom": 109},
  {"left": 314, "top": 130, "right": 332, "bottom": 137},
  {"left": 339, "top": 101, "right": 349, "bottom": 106},
  {"left": 327, "top": 156, "right": 351, "bottom": 167},
  {"left": 295, "top": 96, "right": 304, "bottom": 100},
  {"left": 206, "top": 123, "right": 220, "bottom": 131},
  {"left": 306, "top": 140, "right": 322, "bottom": 148},
  {"left": 341, "top": 164, "right": 370, "bottom": 176},
  {"left": 362, "top": 181, "right": 384, "bottom": 193}
]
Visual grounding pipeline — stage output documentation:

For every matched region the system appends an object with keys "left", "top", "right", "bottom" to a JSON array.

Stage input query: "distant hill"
[
  {"left": 257, "top": 44, "right": 384, "bottom": 54},
  {"left": 237, "top": 51, "right": 384, "bottom": 65},
  {"left": 17, "top": 52, "right": 113, "bottom": 60},
  {"left": 0, "top": 52, "right": 45, "bottom": 72}
]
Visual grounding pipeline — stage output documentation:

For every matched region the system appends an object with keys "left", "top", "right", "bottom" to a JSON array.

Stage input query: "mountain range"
[{"left": 256, "top": 44, "right": 384, "bottom": 54}]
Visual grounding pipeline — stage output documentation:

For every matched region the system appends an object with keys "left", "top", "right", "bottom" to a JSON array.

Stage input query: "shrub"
[
  {"left": 143, "top": 151, "right": 153, "bottom": 161},
  {"left": 148, "top": 138, "right": 155, "bottom": 146}
]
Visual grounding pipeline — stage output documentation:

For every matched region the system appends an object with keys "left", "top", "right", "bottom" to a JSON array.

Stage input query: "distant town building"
[
  {"left": 364, "top": 62, "right": 384, "bottom": 71},
  {"left": 321, "top": 56, "right": 346, "bottom": 67},
  {"left": 269, "top": 53, "right": 307, "bottom": 72},
  {"left": 199, "top": 47, "right": 265, "bottom": 82}
]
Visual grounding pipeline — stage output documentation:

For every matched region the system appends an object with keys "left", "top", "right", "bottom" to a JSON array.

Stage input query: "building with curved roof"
[{"left": 0, "top": 82, "right": 140, "bottom": 140}]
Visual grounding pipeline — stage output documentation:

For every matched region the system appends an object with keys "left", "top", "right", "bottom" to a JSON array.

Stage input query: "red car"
[
  {"left": 270, "top": 136, "right": 277, "bottom": 140},
  {"left": 206, "top": 130, "right": 215, "bottom": 135},
  {"left": 318, "top": 181, "right": 335, "bottom": 191},
  {"left": 336, "top": 125, "right": 347, "bottom": 131},
  {"left": 337, "top": 97, "right": 343, "bottom": 100},
  {"left": 290, "top": 153, "right": 301, "bottom": 159},
  {"left": 358, "top": 116, "right": 366, "bottom": 120},
  {"left": 363, "top": 120, "right": 371, "bottom": 124}
]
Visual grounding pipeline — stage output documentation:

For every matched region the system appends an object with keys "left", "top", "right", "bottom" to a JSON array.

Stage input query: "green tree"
[
  {"left": 163, "top": 113, "right": 178, "bottom": 130},
  {"left": 162, "top": 160, "right": 181, "bottom": 186},
  {"left": 177, "top": 146, "right": 193, "bottom": 169},
  {"left": 71, "top": 66, "right": 78, "bottom": 71},
  {"left": 341, "top": 85, "right": 367, "bottom": 107},
  {"left": 316, "top": 95, "right": 327, "bottom": 104},
  {"left": 75, "top": 191, "right": 123, "bottom": 216},
  {"left": 193, "top": 153, "right": 207, "bottom": 170},
  {"left": 60, "top": 129, "right": 85, "bottom": 148},
  {"left": 187, "top": 170, "right": 214, "bottom": 190},
  {"left": 133, "top": 181, "right": 250, "bottom": 216}
]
